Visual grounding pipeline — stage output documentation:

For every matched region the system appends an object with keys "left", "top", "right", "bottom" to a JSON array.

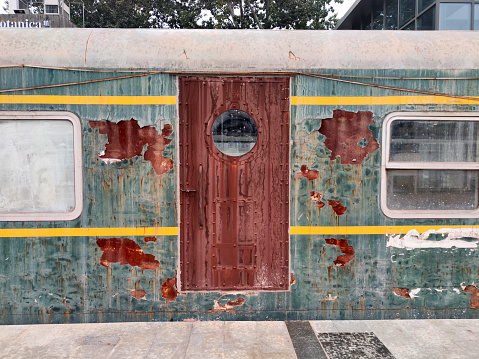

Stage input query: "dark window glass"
[
  {"left": 400, "top": 0, "right": 416, "bottom": 26},
  {"left": 439, "top": 3, "right": 472, "bottom": 30},
  {"left": 403, "top": 20, "right": 416, "bottom": 29},
  {"left": 385, "top": 0, "right": 399, "bottom": 29},
  {"left": 387, "top": 170, "right": 478, "bottom": 210},
  {"left": 417, "top": 5, "right": 435, "bottom": 29},
  {"left": 418, "top": 0, "right": 434, "bottom": 12},
  {"left": 373, "top": 0, "right": 385, "bottom": 29},
  {"left": 212, "top": 110, "right": 258, "bottom": 157},
  {"left": 45, "top": 5, "right": 59, "bottom": 13},
  {"left": 390, "top": 120, "right": 479, "bottom": 162},
  {"left": 363, "top": 13, "right": 372, "bottom": 29}
]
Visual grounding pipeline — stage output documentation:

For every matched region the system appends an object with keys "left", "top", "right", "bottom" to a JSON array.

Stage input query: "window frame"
[
  {"left": 0, "top": 111, "right": 83, "bottom": 222},
  {"left": 381, "top": 112, "right": 479, "bottom": 219}
]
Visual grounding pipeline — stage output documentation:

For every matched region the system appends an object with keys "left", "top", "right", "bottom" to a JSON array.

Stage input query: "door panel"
[{"left": 179, "top": 77, "right": 289, "bottom": 291}]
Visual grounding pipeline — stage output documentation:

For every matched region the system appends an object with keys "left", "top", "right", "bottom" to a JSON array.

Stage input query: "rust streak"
[
  {"left": 318, "top": 110, "right": 379, "bottom": 164},
  {"left": 96, "top": 238, "right": 160, "bottom": 270},
  {"left": 161, "top": 273, "right": 178, "bottom": 304},
  {"left": 297, "top": 165, "right": 319, "bottom": 181},
  {"left": 392, "top": 287, "right": 411, "bottom": 299},
  {"left": 89, "top": 118, "right": 174, "bottom": 175},
  {"left": 324, "top": 238, "right": 355, "bottom": 266},
  {"left": 463, "top": 285, "right": 479, "bottom": 308},
  {"left": 327, "top": 200, "right": 347, "bottom": 216}
]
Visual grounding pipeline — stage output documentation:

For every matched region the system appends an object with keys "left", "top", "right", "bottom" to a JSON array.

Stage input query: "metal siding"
[{"left": 0, "top": 63, "right": 478, "bottom": 323}]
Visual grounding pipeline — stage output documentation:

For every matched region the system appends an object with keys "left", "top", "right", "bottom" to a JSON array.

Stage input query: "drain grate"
[{"left": 317, "top": 332, "right": 395, "bottom": 359}]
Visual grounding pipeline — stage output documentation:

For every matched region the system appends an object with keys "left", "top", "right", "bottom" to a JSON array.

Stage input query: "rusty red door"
[{"left": 179, "top": 77, "right": 290, "bottom": 291}]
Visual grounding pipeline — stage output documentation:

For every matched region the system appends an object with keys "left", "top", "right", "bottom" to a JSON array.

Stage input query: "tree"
[{"left": 69, "top": 0, "right": 342, "bottom": 30}]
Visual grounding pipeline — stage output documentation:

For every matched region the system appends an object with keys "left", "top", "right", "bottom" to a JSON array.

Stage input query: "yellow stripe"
[
  {"left": 1, "top": 225, "right": 478, "bottom": 238},
  {"left": 291, "top": 96, "right": 479, "bottom": 106},
  {"left": 0, "top": 227, "right": 178, "bottom": 238},
  {"left": 290, "top": 225, "right": 479, "bottom": 235},
  {"left": 0, "top": 95, "right": 177, "bottom": 105}
]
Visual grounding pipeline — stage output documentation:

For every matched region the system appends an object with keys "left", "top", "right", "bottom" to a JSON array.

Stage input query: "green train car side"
[{"left": 0, "top": 29, "right": 478, "bottom": 324}]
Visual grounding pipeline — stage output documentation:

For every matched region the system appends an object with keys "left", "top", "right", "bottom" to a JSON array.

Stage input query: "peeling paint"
[
  {"left": 161, "top": 274, "right": 178, "bottom": 304},
  {"left": 290, "top": 273, "right": 296, "bottom": 286},
  {"left": 463, "top": 285, "right": 479, "bottom": 308},
  {"left": 327, "top": 200, "right": 347, "bottom": 216},
  {"left": 209, "top": 297, "right": 245, "bottom": 312},
  {"left": 387, "top": 229, "right": 479, "bottom": 250},
  {"left": 297, "top": 165, "right": 319, "bottom": 181},
  {"left": 89, "top": 118, "right": 174, "bottom": 175},
  {"left": 324, "top": 238, "right": 355, "bottom": 266},
  {"left": 318, "top": 110, "right": 379, "bottom": 164},
  {"left": 96, "top": 238, "right": 160, "bottom": 270}
]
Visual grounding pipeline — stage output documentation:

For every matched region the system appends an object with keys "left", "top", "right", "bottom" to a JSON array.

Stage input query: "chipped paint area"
[
  {"left": 327, "top": 200, "right": 347, "bottom": 216},
  {"left": 209, "top": 297, "right": 245, "bottom": 312},
  {"left": 318, "top": 110, "right": 379, "bottom": 164},
  {"left": 89, "top": 118, "right": 173, "bottom": 175},
  {"left": 161, "top": 274, "right": 178, "bottom": 304},
  {"left": 463, "top": 284, "right": 479, "bottom": 308},
  {"left": 96, "top": 238, "right": 160, "bottom": 270},
  {"left": 297, "top": 165, "right": 319, "bottom": 181},
  {"left": 392, "top": 287, "right": 421, "bottom": 299},
  {"left": 324, "top": 238, "right": 355, "bottom": 266},
  {"left": 131, "top": 289, "right": 147, "bottom": 300},
  {"left": 387, "top": 228, "right": 479, "bottom": 250}
]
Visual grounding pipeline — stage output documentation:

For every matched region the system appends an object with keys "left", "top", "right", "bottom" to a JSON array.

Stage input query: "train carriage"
[{"left": 0, "top": 29, "right": 478, "bottom": 324}]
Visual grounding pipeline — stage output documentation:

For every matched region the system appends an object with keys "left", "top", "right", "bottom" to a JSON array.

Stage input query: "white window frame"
[
  {"left": 381, "top": 112, "right": 479, "bottom": 219},
  {"left": 0, "top": 111, "right": 83, "bottom": 221}
]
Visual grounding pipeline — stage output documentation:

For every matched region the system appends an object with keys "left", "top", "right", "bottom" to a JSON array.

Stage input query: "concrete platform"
[{"left": 0, "top": 319, "right": 477, "bottom": 358}]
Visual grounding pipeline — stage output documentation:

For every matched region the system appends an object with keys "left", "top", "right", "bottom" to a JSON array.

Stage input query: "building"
[
  {"left": 336, "top": 0, "right": 479, "bottom": 30},
  {"left": 1, "top": 0, "right": 75, "bottom": 28}
]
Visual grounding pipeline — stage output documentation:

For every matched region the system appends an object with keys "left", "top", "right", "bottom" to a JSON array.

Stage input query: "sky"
[{"left": 1, "top": 0, "right": 357, "bottom": 22}]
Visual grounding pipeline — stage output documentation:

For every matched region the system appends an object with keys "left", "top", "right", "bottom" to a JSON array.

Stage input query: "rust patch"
[
  {"left": 392, "top": 287, "right": 411, "bottom": 299},
  {"left": 161, "top": 274, "right": 178, "bottom": 304},
  {"left": 318, "top": 110, "right": 379, "bottom": 164},
  {"left": 324, "top": 238, "right": 355, "bottom": 266},
  {"left": 297, "top": 165, "right": 319, "bottom": 181},
  {"left": 290, "top": 273, "right": 296, "bottom": 286},
  {"left": 310, "top": 191, "right": 323, "bottom": 202},
  {"left": 209, "top": 297, "right": 245, "bottom": 312},
  {"left": 463, "top": 285, "right": 479, "bottom": 308},
  {"left": 144, "top": 237, "right": 157, "bottom": 243},
  {"left": 89, "top": 118, "right": 174, "bottom": 175},
  {"left": 327, "top": 200, "right": 347, "bottom": 216},
  {"left": 96, "top": 238, "right": 160, "bottom": 270},
  {"left": 131, "top": 289, "right": 147, "bottom": 300}
]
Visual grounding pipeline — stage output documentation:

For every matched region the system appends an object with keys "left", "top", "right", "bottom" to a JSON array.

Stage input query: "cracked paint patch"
[
  {"left": 324, "top": 238, "right": 355, "bottom": 266},
  {"left": 387, "top": 228, "right": 479, "bottom": 250},
  {"left": 89, "top": 118, "right": 174, "bottom": 175},
  {"left": 96, "top": 238, "right": 160, "bottom": 270},
  {"left": 318, "top": 110, "right": 379, "bottom": 164},
  {"left": 161, "top": 273, "right": 178, "bottom": 304},
  {"left": 392, "top": 288, "right": 411, "bottom": 299},
  {"left": 297, "top": 165, "right": 319, "bottom": 181},
  {"left": 463, "top": 284, "right": 479, "bottom": 308}
]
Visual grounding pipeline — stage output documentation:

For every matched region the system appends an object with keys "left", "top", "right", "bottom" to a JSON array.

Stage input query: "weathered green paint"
[{"left": 0, "top": 66, "right": 478, "bottom": 324}]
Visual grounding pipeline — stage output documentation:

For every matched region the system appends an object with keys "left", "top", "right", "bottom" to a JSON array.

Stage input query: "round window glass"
[{"left": 212, "top": 110, "right": 258, "bottom": 157}]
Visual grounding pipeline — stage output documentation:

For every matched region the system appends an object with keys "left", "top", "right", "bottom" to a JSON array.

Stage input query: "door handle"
[{"left": 199, "top": 164, "right": 204, "bottom": 230}]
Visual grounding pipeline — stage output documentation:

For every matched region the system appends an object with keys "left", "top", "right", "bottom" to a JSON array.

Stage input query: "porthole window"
[
  {"left": 381, "top": 112, "right": 479, "bottom": 218},
  {"left": 0, "top": 111, "right": 83, "bottom": 221},
  {"left": 212, "top": 110, "right": 258, "bottom": 157}
]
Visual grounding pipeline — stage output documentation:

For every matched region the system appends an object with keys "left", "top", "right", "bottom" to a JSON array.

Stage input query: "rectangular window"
[
  {"left": 0, "top": 112, "right": 82, "bottom": 221},
  {"left": 381, "top": 113, "right": 479, "bottom": 218},
  {"left": 439, "top": 3, "right": 472, "bottom": 30}
]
